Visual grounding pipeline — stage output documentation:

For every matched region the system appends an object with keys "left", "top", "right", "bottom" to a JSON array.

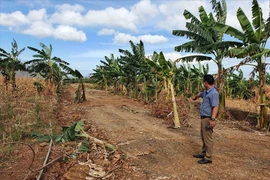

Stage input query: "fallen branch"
[
  {"left": 76, "top": 123, "right": 117, "bottom": 151},
  {"left": 35, "top": 155, "right": 63, "bottom": 172},
  {"left": 37, "top": 139, "right": 53, "bottom": 180},
  {"left": 22, "top": 155, "right": 63, "bottom": 180}
]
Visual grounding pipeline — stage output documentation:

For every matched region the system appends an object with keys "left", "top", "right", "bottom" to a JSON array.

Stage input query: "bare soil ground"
[{"left": 1, "top": 83, "right": 270, "bottom": 180}]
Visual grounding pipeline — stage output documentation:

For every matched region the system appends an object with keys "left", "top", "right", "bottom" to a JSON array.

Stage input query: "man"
[{"left": 192, "top": 74, "right": 219, "bottom": 164}]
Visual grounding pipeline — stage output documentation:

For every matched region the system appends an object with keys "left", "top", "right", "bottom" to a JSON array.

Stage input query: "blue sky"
[{"left": 0, "top": 0, "right": 269, "bottom": 77}]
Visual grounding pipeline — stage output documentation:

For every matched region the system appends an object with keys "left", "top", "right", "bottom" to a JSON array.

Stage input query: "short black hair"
[{"left": 203, "top": 74, "right": 215, "bottom": 85}]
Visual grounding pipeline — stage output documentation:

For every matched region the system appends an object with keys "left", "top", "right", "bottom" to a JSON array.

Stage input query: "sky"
[{"left": 0, "top": 0, "right": 269, "bottom": 77}]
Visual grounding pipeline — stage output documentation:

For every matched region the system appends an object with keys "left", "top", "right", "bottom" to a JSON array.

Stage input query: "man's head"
[{"left": 203, "top": 74, "right": 215, "bottom": 88}]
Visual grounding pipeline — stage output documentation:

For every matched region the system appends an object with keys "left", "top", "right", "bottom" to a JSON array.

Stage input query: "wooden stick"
[{"left": 37, "top": 139, "right": 53, "bottom": 180}]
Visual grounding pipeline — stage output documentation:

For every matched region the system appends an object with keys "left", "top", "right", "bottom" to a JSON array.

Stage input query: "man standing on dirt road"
[{"left": 192, "top": 74, "right": 219, "bottom": 164}]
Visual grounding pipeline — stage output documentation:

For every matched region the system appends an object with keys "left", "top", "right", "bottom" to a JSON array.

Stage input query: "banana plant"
[
  {"left": 0, "top": 39, "right": 25, "bottom": 91},
  {"left": 172, "top": 0, "right": 243, "bottom": 119},
  {"left": 146, "top": 51, "right": 181, "bottom": 128},
  {"left": 214, "top": 0, "right": 270, "bottom": 128},
  {"left": 228, "top": 69, "right": 254, "bottom": 99},
  {"left": 25, "top": 43, "right": 71, "bottom": 91},
  {"left": 191, "top": 62, "right": 209, "bottom": 93},
  {"left": 70, "top": 69, "right": 86, "bottom": 103},
  {"left": 118, "top": 40, "right": 147, "bottom": 98}
]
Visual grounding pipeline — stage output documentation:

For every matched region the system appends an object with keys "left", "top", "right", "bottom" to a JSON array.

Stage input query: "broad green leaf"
[{"left": 78, "top": 141, "right": 91, "bottom": 152}]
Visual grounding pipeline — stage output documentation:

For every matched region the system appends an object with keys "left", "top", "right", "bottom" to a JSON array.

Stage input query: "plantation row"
[
  {"left": 90, "top": 47, "right": 270, "bottom": 100},
  {"left": 91, "top": 0, "right": 270, "bottom": 129},
  {"left": 0, "top": 0, "right": 269, "bottom": 129}
]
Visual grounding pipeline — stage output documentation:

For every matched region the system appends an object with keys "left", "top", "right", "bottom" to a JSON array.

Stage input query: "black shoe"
[
  {"left": 198, "top": 158, "right": 212, "bottom": 164},
  {"left": 193, "top": 154, "right": 205, "bottom": 158}
]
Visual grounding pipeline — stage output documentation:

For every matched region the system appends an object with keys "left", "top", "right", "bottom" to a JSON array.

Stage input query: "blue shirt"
[{"left": 199, "top": 86, "right": 219, "bottom": 117}]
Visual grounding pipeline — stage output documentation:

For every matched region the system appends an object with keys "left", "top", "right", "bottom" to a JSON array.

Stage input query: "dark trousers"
[{"left": 200, "top": 117, "right": 213, "bottom": 160}]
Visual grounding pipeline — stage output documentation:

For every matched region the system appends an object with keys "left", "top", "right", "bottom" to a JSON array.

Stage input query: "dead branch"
[
  {"left": 86, "top": 132, "right": 117, "bottom": 151},
  {"left": 37, "top": 139, "right": 53, "bottom": 180},
  {"left": 34, "top": 155, "right": 63, "bottom": 172}
]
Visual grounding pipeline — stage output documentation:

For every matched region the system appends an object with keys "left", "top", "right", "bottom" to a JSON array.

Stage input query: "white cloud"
[
  {"left": 50, "top": 10, "right": 85, "bottom": 26},
  {"left": 23, "top": 21, "right": 54, "bottom": 37},
  {"left": 131, "top": 0, "right": 158, "bottom": 20},
  {"left": 97, "top": 28, "right": 116, "bottom": 35},
  {"left": 0, "top": 11, "right": 29, "bottom": 27},
  {"left": 138, "top": 34, "right": 167, "bottom": 44},
  {"left": 157, "top": 0, "right": 210, "bottom": 31},
  {"left": 1, "top": 0, "right": 268, "bottom": 45},
  {"left": 22, "top": 23, "right": 87, "bottom": 42},
  {"left": 113, "top": 33, "right": 138, "bottom": 44},
  {"left": 113, "top": 33, "right": 167, "bottom": 44},
  {"left": 54, "top": 25, "right": 87, "bottom": 42},
  {"left": 84, "top": 7, "right": 138, "bottom": 30},
  {"left": 55, "top": 4, "right": 85, "bottom": 12},
  {"left": 27, "top": 8, "right": 47, "bottom": 21}
]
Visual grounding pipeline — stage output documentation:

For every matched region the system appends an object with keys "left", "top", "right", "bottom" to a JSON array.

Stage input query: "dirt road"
[
  {"left": 1, "top": 82, "right": 269, "bottom": 180},
  {"left": 77, "top": 87, "right": 270, "bottom": 179}
]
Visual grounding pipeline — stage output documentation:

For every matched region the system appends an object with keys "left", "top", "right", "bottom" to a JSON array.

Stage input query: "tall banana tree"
[
  {"left": 118, "top": 40, "right": 147, "bottom": 98},
  {"left": 25, "top": 43, "right": 72, "bottom": 91},
  {"left": 146, "top": 51, "right": 181, "bottom": 128},
  {"left": 92, "top": 66, "right": 107, "bottom": 89},
  {"left": 101, "top": 54, "right": 124, "bottom": 95},
  {"left": 172, "top": 0, "right": 243, "bottom": 119},
  {"left": 0, "top": 39, "right": 25, "bottom": 91},
  {"left": 215, "top": 0, "right": 270, "bottom": 128}
]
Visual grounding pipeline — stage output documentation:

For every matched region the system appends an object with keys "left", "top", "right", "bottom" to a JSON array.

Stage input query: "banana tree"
[
  {"left": 146, "top": 51, "right": 181, "bottom": 128},
  {"left": 172, "top": 0, "right": 243, "bottom": 119},
  {"left": 191, "top": 62, "right": 209, "bottom": 93},
  {"left": 227, "top": 70, "right": 254, "bottom": 99},
  {"left": 0, "top": 39, "right": 25, "bottom": 91},
  {"left": 118, "top": 40, "right": 147, "bottom": 98},
  {"left": 214, "top": 0, "right": 270, "bottom": 128},
  {"left": 71, "top": 69, "right": 86, "bottom": 103},
  {"left": 51, "top": 63, "right": 68, "bottom": 93},
  {"left": 25, "top": 43, "right": 71, "bottom": 91}
]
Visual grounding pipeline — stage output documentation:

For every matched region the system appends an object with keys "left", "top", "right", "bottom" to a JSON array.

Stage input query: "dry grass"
[
  {"left": 226, "top": 85, "right": 270, "bottom": 114},
  {"left": 0, "top": 77, "right": 57, "bottom": 142},
  {"left": 226, "top": 98, "right": 259, "bottom": 113}
]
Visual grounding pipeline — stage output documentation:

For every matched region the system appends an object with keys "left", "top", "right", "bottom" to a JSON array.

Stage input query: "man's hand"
[
  {"left": 209, "top": 120, "right": 215, "bottom": 128},
  {"left": 192, "top": 93, "right": 201, "bottom": 100}
]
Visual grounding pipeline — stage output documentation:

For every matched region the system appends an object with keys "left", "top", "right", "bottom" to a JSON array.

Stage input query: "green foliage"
[
  {"left": 78, "top": 140, "right": 91, "bottom": 153},
  {"left": 31, "top": 121, "right": 95, "bottom": 152},
  {"left": 25, "top": 42, "right": 73, "bottom": 94},
  {"left": 225, "top": 70, "right": 255, "bottom": 100},
  {"left": 0, "top": 39, "right": 25, "bottom": 91},
  {"left": 32, "top": 121, "right": 88, "bottom": 143},
  {"left": 266, "top": 73, "right": 270, "bottom": 85},
  {"left": 33, "top": 81, "right": 44, "bottom": 95}
]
